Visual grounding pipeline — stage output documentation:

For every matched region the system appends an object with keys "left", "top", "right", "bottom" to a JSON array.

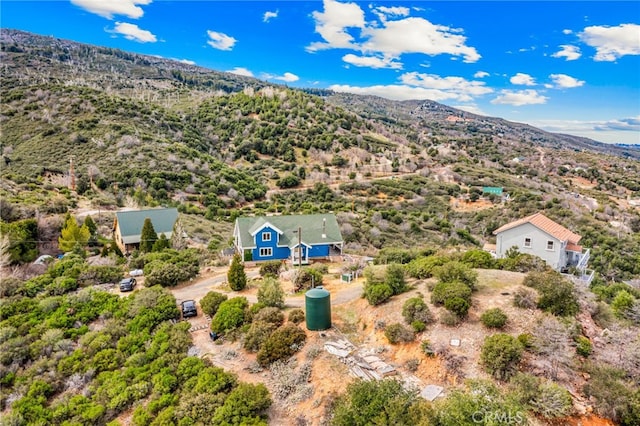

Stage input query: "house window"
[
  {"left": 259, "top": 248, "right": 272, "bottom": 257},
  {"left": 546, "top": 241, "right": 555, "bottom": 251},
  {"left": 262, "top": 232, "right": 271, "bottom": 242},
  {"left": 523, "top": 237, "right": 532, "bottom": 248}
]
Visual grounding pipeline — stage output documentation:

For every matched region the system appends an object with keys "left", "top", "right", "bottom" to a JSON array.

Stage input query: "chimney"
[{"left": 322, "top": 218, "right": 326, "bottom": 238}]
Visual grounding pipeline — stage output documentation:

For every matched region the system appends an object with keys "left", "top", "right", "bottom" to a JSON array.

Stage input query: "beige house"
[
  {"left": 113, "top": 208, "right": 178, "bottom": 253},
  {"left": 493, "top": 212, "right": 589, "bottom": 272}
]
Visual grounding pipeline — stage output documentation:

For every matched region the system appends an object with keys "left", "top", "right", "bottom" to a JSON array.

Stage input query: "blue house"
[{"left": 233, "top": 213, "right": 343, "bottom": 263}]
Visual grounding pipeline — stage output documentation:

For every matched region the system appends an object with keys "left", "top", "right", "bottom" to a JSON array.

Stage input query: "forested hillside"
[
  {"left": 1, "top": 28, "right": 640, "bottom": 426},
  {"left": 1, "top": 29, "right": 639, "bottom": 280}
]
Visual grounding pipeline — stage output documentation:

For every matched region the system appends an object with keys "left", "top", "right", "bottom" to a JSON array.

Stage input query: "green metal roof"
[
  {"left": 235, "top": 213, "right": 343, "bottom": 250},
  {"left": 115, "top": 208, "right": 178, "bottom": 244},
  {"left": 482, "top": 186, "right": 503, "bottom": 195}
]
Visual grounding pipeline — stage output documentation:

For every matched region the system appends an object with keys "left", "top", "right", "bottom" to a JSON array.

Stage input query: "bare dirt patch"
[{"left": 450, "top": 197, "right": 494, "bottom": 212}]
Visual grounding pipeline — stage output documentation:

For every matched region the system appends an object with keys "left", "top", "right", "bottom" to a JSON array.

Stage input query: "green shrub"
[
  {"left": 517, "top": 333, "right": 535, "bottom": 349},
  {"left": 432, "top": 261, "right": 478, "bottom": 290},
  {"left": 411, "top": 320, "right": 426, "bottom": 333},
  {"left": 420, "top": 340, "right": 435, "bottom": 357},
  {"left": 292, "top": 267, "right": 323, "bottom": 292},
  {"left": 480, "top": 333, "right": 523, "bottom": 380},
  {"left": 364, "top": 283, "right": 393, "bottom": 306},
  {"left": 259, "top": 260, "right": 282, "bottom": 277},
  {"left": 576, "top": 336, "right": 592, "bottom": 357},
  {"left": 384, "top": 323, "right": 415, "bottom": 344},
  {"left": 253, "top": 307, "right": 284, "bottom": 327},
  {"left": 513, "top": 286, "right": 537, "bottom": 309},
  {"left": 444, "top": 297, "right": 470, "bottom": 317},
  {"left": 524, "top": 271, "right": 579, "bottom": 316},
  {"left": 532, "top": 382, "right": 573, "bottom": 418},
  {"left": 439, "top": 311, "right": 461, "bottom": 326},
  {"left": 287, "top": 309, "right": 305, "bottom": 325},
  {"left": 384, "top": 263, "right": 407, "bottom": 295},
  {"left": 257, "top": 324, "right": 306, "bottom": 366},
  {"left": 243, "top": 321, "right": 278, "bottom": 352},
  {"left": 611, "top": 290, "right": 635, "bottom": 318},
  {"left": 200, "top": 291, "right": 228, "bottom": 317},
  {"left": 210, "top": 297, "right": 248, "bottom": 334},
  {"left": 406, "top": 255, "right": 449, "bottom": 279},
  {"left": 461, "top": 249, "right": 495, "bottom": 268},
  {"left": 509, "top": 373, "right": 573, "bottom": 418},
  {"left": 583, "top": 363, "right": 640, "bottom": 424},
  {"left": 402, "top": 297, "right": 433, "bottom": 325},
  {"left": 331, "top": 379, "right": 425, "bottom": 426},
  {"left": 256, "top": 277, "right": 285, "bottom": 308},
  {"left": 430, "top": 281, "right": 472, "bottom": 306},
  {"left": 480, "top": 308, "right": 508, "bottom": 328}
]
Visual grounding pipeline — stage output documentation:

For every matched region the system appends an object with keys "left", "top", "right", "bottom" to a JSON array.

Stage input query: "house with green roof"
[
  {"left": 233, "top": 213, "right": 343, "bottom": 263},
  {"left": 113, "top": 208, "right": 179, "bottom": 253}
]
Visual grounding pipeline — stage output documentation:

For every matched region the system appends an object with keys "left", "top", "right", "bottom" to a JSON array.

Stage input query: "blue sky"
[{"left": 3, "top": 1, "right": 639, "bottom": 144}]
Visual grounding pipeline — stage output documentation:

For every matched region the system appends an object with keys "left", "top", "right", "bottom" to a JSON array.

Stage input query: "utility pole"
[
  {"left": 69, "top": 155, "right": 76, "bottom": 191},
  {"left": 297, "top": 226, "right": 302, "bottom": 268}
]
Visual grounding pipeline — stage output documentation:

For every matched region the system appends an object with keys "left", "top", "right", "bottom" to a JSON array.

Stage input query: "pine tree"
[
  {"left": 58, "top": 213, "right": 90, "bottom": 252},
  {"left": 83, "top": 215, "right": 98, "bottom": 246},
  {"left": 228, "top": 253, "right": 247, "bottom": 291},
  {"left": 152, "top": 233, "right": 171, "bottom": 252},
  {"left": 139, "top": 218, "right": 157, "bottom": 253},
  {"left": 83, "top": 215, "right": 97, "bottom": 236}
]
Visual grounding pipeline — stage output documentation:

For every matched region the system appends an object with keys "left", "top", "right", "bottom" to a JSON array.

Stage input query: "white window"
[
  {"left": 259, "top": 248, "right": 272, "bottom": 257},
  {"left": 546, "top": 241, "right": 555, "bottom": 251},
  {"left": 262, "top": 232, "right": 271, "bottom": 242},
  {"left": 524, "top": 237, "right": 532, "bottom": 248}
]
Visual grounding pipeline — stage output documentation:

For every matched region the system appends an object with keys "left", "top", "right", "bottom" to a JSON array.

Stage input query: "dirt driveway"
[{"left": 170, "top": 266, "right": 364, "bottom": 309}]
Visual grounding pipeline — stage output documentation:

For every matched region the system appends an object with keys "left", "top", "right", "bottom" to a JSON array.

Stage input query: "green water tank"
[{"left": 305, "top": 287, "right": 331, "bottom": 331}]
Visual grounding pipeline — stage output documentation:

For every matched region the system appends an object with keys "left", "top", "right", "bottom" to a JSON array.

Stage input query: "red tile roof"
[{"left": 493, "top": 212, "right": 582, "bottom": 244}]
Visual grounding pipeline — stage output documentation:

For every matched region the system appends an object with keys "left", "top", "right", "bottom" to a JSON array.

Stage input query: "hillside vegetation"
[{"left": 1, "top": 29, "right": 639, "bottom": 426}]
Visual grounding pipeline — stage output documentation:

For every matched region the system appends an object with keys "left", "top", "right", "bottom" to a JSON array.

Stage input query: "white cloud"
[
  {"left": 552, "top": 44, "right": 581, "bottom": 60},
  {"left": 307, "top": 0, "right": 480, "bottom": 64},
  {"left": 229, "top": 67, "right": 254, "bottom": 77},
  {"left": 491, "top": 89, "right": 548, "bottom": 106},
  {"left": 112, "top": 22, "right": 156, "bottom": 42},
  {"left": 549, "top": 73, "right": 584, "bottom": 88},
  {"left": 579, "top": 23, "right": 640, "bottom": 61},
  {"left": 400, "top": 72, "right": 493, "bottom": 101},
  {"left": 263, "top": 72, "right": 300, "bottom": 82},
  {"left": 360, "top": 17, "right": 481, "bottom": 63},
  {"left": 474, "top": 71, "right": 489, "bottom": 78},
  {"left": 206, "top": 30, "right": 237, "bottom": 51},
  {"left": 562, "top": 29, "right": 573, "bottom": 35},
  {"left": 329, "top": 83, "right": 461, "bottom": 101},
  {"left": 454, "top": 104, "right": 486, "bottom": 116},
  {"left": 510, "top": 73, "right": 536, "bottom": 86},
  {"left": 531, "top": 117, "right": 640, "bottom": 144},
  {"left": 595, "top": 116, "right": 640, "bottom": 132},
  {"left": 263, "top": 10, "right": 278, "bottom": 23},
  {"left": 177, "top": 59, "right": 195, "bottom": 65},
  {"left": 307, "top": 0, "right": 366, "bottom": 51},
  {"left": 71, "top": 0, "right": 151, "bottom": 19},
  {"left": 328, "top": 72, "right": 492, "bottom": 102},
  {"left": 372, "top": 5, "right": 410, "bottom": 21},
  {"left": 342, "top": 53, "right": 402, "bottom": 69}
]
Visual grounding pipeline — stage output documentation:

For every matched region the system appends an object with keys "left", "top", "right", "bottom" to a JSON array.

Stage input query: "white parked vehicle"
[{"left": 129, "top": 269, "right": 143, "bottom": 277}]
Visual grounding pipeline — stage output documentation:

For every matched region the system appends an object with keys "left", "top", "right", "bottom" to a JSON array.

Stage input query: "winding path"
[{"left": 170, "top": 268, "right": 364, "bottom": 309}]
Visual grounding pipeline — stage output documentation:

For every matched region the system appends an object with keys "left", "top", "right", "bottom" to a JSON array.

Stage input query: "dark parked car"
[
  {"left": 119, "top": 277, "right": 136, "bottom": 292},
  {"left": 181, "top": 300, "right": 197, "bottom": 318}
]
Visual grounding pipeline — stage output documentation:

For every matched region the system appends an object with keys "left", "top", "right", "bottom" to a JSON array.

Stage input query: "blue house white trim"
[{"left": 233, "top": 214, "right": 343, "bottom": 263}]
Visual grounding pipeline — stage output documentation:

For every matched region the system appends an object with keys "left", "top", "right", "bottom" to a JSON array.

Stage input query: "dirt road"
[{"left": 170, "top": 269, "right": 364, "bottom": 308}]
